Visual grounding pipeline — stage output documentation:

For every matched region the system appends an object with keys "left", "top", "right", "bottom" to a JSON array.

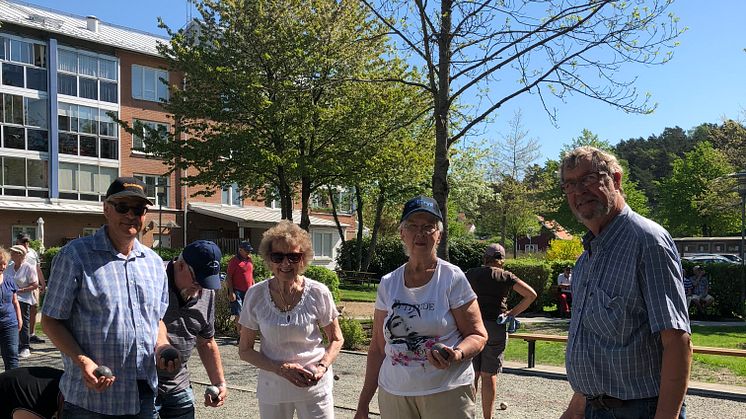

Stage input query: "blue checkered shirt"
[
  {"left": 42, "top": 227, "right": 168, "bottom": 415},
  {"left": 565, "top": 206, "right": 690, "bottom": 400}
]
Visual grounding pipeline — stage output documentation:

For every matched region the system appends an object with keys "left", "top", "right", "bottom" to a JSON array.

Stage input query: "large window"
[
  {"left": 58, "top": 103, "right": 118, "bottom": 159},
  {"left": 312, "top": 231, "right": 333, "bottom": 259},
  {"left": 58, "top": 162, "right": 117, "bottom": 201},
  {"left": 0, "top": 94, "right": 48, "bottom": 152},
  {"left": 57, "top": 48, "right": 118, "bottom": 104},
  {"left": 222, "top": 182, "right": 242, "bottom": 206},
  {"left": 310, "top": 187, "right": 355, "bottom": 213},
  {"left": 134, "top": 174, "right": 169, "bottom": 207},
  {"left": 132, "top": 65, "right": 169, "bottom": 102},
  {"left": 1, "top": 156, "right": 48, "bottom": 197},
  {"left": 0, "top": 36, "right": 47, "bottom": 92},
  {"left": 132, "top": 119, "right": 169, "bottom": 153}
]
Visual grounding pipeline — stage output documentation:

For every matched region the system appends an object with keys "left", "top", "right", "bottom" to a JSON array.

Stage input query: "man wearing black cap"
[
  {"left": 466, "top": 243, "right": 536, "bottom": 419},
  {"left": 226, "top": 240, "right": 254, "bottom": 339},
  {"left": 42, "top": 177, "right": 176, "bottom": 418},
  {"left": 157, "top": 240, "right": 228, "bottom": 418}
]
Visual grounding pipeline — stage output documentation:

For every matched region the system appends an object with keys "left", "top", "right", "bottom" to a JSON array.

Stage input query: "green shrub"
[
  {"left": 41, "top": 246, "right": 62, "bottom": 283},
  {"left": 154, "top": 247, "right": 182, "bottom": 262},
  {"left": 546, "top": 238, "right": 583, "bottom": 261},
  {"left": 337, "top": 236, "right": 407, "bottom": 277},
  {"left": 339, "top": 316, "right": 366, "bottom": 350},
  {"left": 448, "top": 238, "right": 488, "bottom": 272},
  {"left": 305, "top": 265, "right": 341, "bottom": 303},
  {"left": 504, "top": 258, "right": 553, "bottom": 312}
]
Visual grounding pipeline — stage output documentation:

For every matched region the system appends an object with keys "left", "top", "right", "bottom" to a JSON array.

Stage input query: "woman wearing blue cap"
[{"left": 355, "top": 196, "right": 488, "bottom": 419}]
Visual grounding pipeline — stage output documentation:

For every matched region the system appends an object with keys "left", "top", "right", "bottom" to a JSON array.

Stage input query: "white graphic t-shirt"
[{"left": 375, "top": 258, "right": 477, "bottom": 396}]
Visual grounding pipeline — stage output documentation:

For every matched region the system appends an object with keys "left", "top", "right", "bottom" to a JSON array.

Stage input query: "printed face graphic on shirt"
[{"left": 384, "top": 301, "right": 439, "bottom": 366}]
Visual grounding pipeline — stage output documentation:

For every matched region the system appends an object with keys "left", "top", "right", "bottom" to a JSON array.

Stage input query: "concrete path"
[{"left": 19, "top": 335, "right": 746, "bottom": 418}]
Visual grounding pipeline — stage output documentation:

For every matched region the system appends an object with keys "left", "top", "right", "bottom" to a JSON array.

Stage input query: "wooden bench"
[
  {"left": 337, "top": 270, "right": 379, "bottom": 288},
  {"left": 513, "top": 333, "right": 746, "bottom": 368}
]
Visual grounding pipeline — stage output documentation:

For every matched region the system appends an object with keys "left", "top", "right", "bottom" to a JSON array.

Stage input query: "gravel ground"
[{"left": 22, "top": 338, "right": 746, "bottom": 418}]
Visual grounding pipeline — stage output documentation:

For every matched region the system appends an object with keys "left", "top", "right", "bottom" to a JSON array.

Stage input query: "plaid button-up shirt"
[
  {"left": 565, "top": 205, "right": 690, "bottom": 400},
  {"left": 42, "top": 227, "right": 168, "bottom": 415}
]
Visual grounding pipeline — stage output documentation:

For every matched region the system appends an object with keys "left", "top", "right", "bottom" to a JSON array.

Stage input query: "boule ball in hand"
[
  {"left": 160, "top": 347, "right": 180, "bottom": 364},
  {"left": 94, "top": 365, "right": 113, "bottom": 378},
  {"left": 431, "top": 342, "right": 450, "bottom": 360},
  {"left": 205, "top": 385, "right": 220, "bottom": 401}
]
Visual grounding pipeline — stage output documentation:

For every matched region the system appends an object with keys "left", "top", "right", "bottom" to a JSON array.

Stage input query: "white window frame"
[
  {"left": 312, "top": 231, "right": 334, "bottom": 259},
  {"left": 525, "top": 243, "right": 538, "bottom": 253},
  {"left": 153, "top": 233, "right": 171, "bottom": 249},
  {"left": 221, "top": 182, "right": 242, "bottom": 207},
  {"left": 11, "top": 225, "right": 35, "bottom": 245},
  {"left": 82, "top": 227, "right": 99, "bottom": 237},
  {"left": 134, "top": 174, "right": 169, "bottom": 207},
  {"left": 131, "top": 64, "right": 168, "bottom": 102},
  {"left": 132, "top": 119, "right": 169, "bottom": 154}
]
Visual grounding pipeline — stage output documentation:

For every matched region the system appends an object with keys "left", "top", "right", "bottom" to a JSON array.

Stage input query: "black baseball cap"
[
  {"left": 400, "top": 196, "right": 443, "bottom": 222},
  {"left": 182, "top": 240, "right": 223, "bottom": 290},
  {"left": 239, "top": 240, "right": 253, "bottom": 252},
  {"left": 16, "top": 233, "right": 31, "bottom": 243},
  {"left": 105, "top": 177, "right": 153, "bottom": 204}
]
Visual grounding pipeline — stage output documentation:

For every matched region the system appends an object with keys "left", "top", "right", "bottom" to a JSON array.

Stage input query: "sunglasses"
[
  {"left": 269, "top": 252, "right": 304, "bottom": 264},
  {"left": 109, "top": 201, "right": 148, "bottom": 216}
]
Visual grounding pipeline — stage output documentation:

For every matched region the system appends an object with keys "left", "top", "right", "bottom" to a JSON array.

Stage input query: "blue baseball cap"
[
  {"left": 182, "top": 240, "right": 223, "bottom": 290},
  {"left": 239, "top": 240, "right": 253, "bottom": 252},
  {"left": 400, "top": 196, "right": 443, "bottom": 222}
]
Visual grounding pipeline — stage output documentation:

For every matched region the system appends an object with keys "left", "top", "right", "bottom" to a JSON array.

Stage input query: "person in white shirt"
[
  {"left": 557, "top": 266, "right": 572, "bottom": 318},
  {"left": 9, "top": 245, "right": 38, "bottom": 359},
  {"left": 15, "top": 235, "right": 46, "bottom": 344}
]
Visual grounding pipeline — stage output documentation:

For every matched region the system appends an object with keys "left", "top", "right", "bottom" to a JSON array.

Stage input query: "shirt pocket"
[{"left": 582, "top": 288, "right": 626, "bottom": 343}]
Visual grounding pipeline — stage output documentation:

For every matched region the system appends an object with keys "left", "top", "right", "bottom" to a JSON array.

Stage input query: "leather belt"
[{"left": 586, "top": 394, "right": 625, "bottom": 409}]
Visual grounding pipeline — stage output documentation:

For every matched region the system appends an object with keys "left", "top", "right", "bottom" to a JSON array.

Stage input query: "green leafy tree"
[
  {"left": 656, "top": 142, "right": 740, "bottom": 236},
  {"left": 546, "top": 238, "right": 584, "bottom": 261},
  {"left": 360, "top": 0, "right": 684, "bottom": 259},
  {"left": 143, "top": 0, "right": 421, "bottom": 229},
  {"left": 706, "top": 119, "right": 746, "bottom": 171}
]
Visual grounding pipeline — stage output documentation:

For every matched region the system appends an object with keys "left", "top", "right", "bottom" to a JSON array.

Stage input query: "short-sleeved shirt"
[
  {"left": 557, "top": 273, "right": 572, "bottom": 293},
  {"left": 42, "top": 226, "right": 169, "bottom": 416},
  {"left": 375, "top": 259, "right": 477, "bottom": 397},
  {"left": 227, "top": 255, "right": 254, "bottom": 292},
  {"left": 466, "top": 266, "right": 518, "bottom": 321},
  {"left": 159, "top": 261, "right": 216, "bottom": 395},
  {"left": 0, "top": 275, "right": 19, "bottom": 329},
  {"left": 239, "top": 277, "right": 338, "bottom": 404},
  {"left": 0, "top": 366, "right": 63, "bottom": 419},
  {"left": 682, "top": 277, "right": 693, "bottom": 295},
  {"left": 692, "top": 277, "right": 709, "bottom": 297},
  {"left": 565, "top": 205, "right": 690, "bottom": 400},
  {"left": 25, "top": 248, "right": 40, "bottom": 268},
  {"left": 10, "top": 262, "right": 37, "bottom": 304}
]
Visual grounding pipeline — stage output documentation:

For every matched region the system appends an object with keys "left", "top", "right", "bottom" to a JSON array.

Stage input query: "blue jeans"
[
  {"left": 62, "top": 380, "right": 157, "bottom": 418},
  {"left": 585, "top": 397, "right": 686, "bottom": 419},
  {"left": 230, "top": 290, "right": 246, "bottom": 315},
  {"left": 0, "top": 322, "right": 19, "bottom": 370},
  {"left": 156, "top": 387, "right": 195, "bottom": 419}
]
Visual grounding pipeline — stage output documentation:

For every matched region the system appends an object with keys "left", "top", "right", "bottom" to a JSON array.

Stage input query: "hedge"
[{"left": 682, "top": 261, "right": 745, "bottom": 318}]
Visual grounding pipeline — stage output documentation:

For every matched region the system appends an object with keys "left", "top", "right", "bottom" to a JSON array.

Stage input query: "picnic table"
[{"left": 337, "top": 270, "right": 380, "bottom": 288}]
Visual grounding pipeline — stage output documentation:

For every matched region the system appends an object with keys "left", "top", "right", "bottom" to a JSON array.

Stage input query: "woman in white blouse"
[{"left": 238, "top": 220, "right": 343, "bottom": 419}]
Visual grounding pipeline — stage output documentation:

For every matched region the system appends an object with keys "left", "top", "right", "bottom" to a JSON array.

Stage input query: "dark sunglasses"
[
  {"left": 269, "top": 252, "right": 304, "bottom": 264},
  {"left": 109, "top": 201, "right": 148, "bottom": 216}
]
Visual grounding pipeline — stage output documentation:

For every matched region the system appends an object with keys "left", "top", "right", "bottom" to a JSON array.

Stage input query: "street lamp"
[
  {"left": 730, "top": 171, "right": 746, "bottom": 311},
  {"left": 156, "top": 183, "right": 167, "bottom": 252}
]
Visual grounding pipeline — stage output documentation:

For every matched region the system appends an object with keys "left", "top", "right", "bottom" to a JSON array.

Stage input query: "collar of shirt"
[
  {"left": 582, "top": 205, "right": 631, "bottom": 255},
  {"left": 92, "top": 226, "right": 146, "bottom": 259}
]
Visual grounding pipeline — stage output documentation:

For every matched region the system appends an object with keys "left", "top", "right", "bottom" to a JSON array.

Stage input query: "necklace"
[{"left": 274, "top": 278, "right": 299, "bottom": 312}]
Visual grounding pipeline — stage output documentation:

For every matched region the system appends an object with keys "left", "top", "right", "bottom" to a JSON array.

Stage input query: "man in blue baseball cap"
[
  {"left": 158, "top": 240, "right": 228, "bottom": 418},
  {"left": 226, "top": 240, "right": 254, "bottom": 341}
]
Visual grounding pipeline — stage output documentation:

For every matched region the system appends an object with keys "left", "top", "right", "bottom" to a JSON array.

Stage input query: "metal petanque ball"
[
  {"left": 205, "top": 385, "right": 220, "bottom": 401},
  {"left": 499, "top": 402, "right": 508, "bottom": 410},
  {"left": 431, "top": 342, "right": 450, "bottom": 360},
  {"left": 94, "top": 366, "right": 113, "bottom": 378},
  {"left": 160, "top": 347, "right": 180, "bottom": 363}
]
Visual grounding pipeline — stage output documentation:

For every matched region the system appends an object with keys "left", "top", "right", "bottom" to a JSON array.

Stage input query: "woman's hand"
[
  {"left": 277, "top": 362, "right": 317, "bottom": 387},
  {"left": 427, "top": 344, "right": 460, "bottom": 369},
  {"left": 311, "top": 363, "right": 328, "bottom": 382}
]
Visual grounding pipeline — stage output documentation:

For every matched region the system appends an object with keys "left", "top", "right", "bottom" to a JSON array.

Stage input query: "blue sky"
[{"left": 20, "top": 0, "right": 746, "bottom": 162}]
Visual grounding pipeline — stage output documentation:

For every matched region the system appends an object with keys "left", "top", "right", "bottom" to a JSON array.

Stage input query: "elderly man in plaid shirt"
[
  {"left": 42, "top": 177, "right": 178, "bottom": 418},
  {"left": 558, "top": 147, "right": 691, "bottom": 419}
]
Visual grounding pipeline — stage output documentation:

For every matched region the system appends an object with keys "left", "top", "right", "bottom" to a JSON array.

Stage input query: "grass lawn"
[
  {"left": 339, "top": 284, "right": 377, "bottom": 302},
  {"left": 505, "top": 323, "right": 746, "bottom": 386}
]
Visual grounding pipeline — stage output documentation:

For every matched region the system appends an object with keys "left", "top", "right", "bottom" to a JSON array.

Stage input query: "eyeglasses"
[
  {"left": 269, "top": 252, "right": 304, "bottom": 264},
  {"left": 560, "top": 171, "right": 607, "bottom": 193},
  {"left": 403, "top": 223, "right": 438, "bottom": 235},
  {"left": 109, "top": 201, "right": 148, "bottom": 216}
]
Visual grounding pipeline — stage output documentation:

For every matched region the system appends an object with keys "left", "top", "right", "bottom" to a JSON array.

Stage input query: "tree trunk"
[
  {"left": 363, "top": 186, "right": 386, "bottom": 271},
  {"left": 433, "top": 0, "right": 453, "bottom": 261},
  {"left": 354, "top": 184, "right": 365, "bottom": 271},
  {"left": 278, "top": 167, "right": 293, "bottom": 221},
  {"left": 299, "top": 176, "right": 311, "bottom": 231},
  {"left": 328, "top": 186, "right": 345, "bottom": 242}
]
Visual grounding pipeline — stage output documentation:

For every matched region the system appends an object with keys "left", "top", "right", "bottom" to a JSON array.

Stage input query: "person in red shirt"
[{"left": 227, "top": 241, "right": 254, "bottom": 338}]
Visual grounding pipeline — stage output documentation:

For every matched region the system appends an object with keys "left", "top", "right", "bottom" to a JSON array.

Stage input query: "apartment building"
[{"left": 0, "top": 0, "right": 353, "bottom": 268}]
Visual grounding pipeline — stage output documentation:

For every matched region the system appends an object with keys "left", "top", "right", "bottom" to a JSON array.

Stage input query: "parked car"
[
  {"left": 718, "top": 254, "right": 743, "bottom": 264},
  {"left": 683, "top": 254, "right": 739, "bottom": 264}
]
